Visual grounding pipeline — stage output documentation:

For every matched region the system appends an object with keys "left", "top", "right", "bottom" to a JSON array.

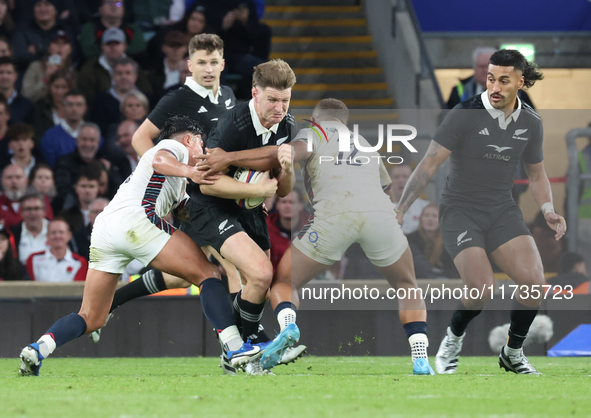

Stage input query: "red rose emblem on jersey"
[{"left": 67, "top": 266, "right": 73, "bottom": 273}]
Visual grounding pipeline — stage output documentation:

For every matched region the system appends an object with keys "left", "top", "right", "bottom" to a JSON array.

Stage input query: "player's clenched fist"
[{"left": 278, "top": 144, "right": 293, "bottom": 174}]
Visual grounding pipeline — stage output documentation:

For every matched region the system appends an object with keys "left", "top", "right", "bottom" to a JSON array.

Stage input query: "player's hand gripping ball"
[{"left": 233, "top": 168, "right": 268, "bottom": 209}]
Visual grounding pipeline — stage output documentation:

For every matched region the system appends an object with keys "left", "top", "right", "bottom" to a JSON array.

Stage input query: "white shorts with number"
[
  {"left": 89, "top": 207, "right": 172, "bottom": 274},
  {"left": 292, "top": 211, "right": 408, "bottom": 267}
]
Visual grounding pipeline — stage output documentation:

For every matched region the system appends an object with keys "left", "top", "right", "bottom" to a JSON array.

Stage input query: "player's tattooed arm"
[{"left": 396, "top": 140, "right": 451, "bottom": 214}]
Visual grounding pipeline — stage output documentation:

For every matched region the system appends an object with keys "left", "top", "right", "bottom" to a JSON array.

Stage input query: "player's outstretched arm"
[
  {"left": 200, "top": 171, "right": 278, "bottom": 200},
  {"left": 525, "top": 161, "right": 567, "bottom": 240},
  {"left": 197, "top": 146, "right": 281, "bottom": 174},
  {"left": 152, "top": 150, "right": 219, "bottom": 185},
  {"left": 396, "top": 140, "right": 451, "bottom": 221},
  {"left": 132, "top": 119, "right": 161, "bottom": 157}
]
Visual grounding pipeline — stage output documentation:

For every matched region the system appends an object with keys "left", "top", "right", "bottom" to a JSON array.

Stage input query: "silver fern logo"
[{"left": 457, "top": 230, "right": 472, "bottom": 246}]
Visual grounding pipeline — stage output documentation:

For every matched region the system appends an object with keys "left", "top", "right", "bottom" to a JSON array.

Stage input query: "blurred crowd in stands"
[{"left": 0, "top": 0, "right": 271, "bottom": 281}]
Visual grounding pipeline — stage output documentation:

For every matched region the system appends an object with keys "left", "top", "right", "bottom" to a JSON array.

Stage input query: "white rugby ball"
[{"left": 233, "top": 168, "right": 267, "bottom": 209}]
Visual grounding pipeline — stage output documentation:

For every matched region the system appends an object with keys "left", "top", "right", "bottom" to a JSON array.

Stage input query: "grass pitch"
[{"left": 1, "top": 356, "right": 590, "bottom": 418}]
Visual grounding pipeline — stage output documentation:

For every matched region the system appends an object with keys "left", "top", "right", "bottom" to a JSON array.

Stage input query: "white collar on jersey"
[
  {"left": 481, "top": 90, "right": 522, "bottom": 130},
  {"left": 249, "top": 99, "right": 279, "bottom": 136},
  {"left": 184, "top": 76, "right": 221, "bottom": 104}
]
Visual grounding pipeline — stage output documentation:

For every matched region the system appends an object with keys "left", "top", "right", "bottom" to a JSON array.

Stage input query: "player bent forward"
[
  {"left": 18, "top": 116, "right": 264, "bottom": 376},
  {"left": 263, "top": 99, "right": 435, "bottom": 375}
]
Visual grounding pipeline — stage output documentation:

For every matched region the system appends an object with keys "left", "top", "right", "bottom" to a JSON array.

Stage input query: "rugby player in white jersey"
[
  {"left": 262, "top": 99, "right": 435, "bottom": 375},
  {"left": 18, "top": 116, "right": 275, "bottom": 376}
]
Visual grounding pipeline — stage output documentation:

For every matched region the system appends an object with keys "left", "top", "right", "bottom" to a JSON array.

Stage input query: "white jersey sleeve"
[{"left": 102, "top": 139, "right": 190, "bottom": 219}]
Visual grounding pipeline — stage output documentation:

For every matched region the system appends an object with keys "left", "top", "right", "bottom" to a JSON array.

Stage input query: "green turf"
[{"left": 1, "top": 356, "right": 590, "bottom": 418}]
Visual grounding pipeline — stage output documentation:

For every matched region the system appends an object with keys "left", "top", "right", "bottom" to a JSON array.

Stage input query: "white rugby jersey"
[
  {"left": 293, "top": 122, "right": 395, "bottom": 216},
  {"left": 101, "top": 140, "right": 189, "bottom": 233}
]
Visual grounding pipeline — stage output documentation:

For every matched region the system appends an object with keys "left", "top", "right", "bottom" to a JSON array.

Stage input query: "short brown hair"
[
  {"left": 314, "top": 98, "right": 349, "bottom": 124},
  {"left": 252, "top": 59, "right": 296, "bottom": 90},
  {"left": 188, "top": 33, "right": 223, "bottom": 56},
  {"left": 7, "top": 122, "right": 35, "bottom": 142}
]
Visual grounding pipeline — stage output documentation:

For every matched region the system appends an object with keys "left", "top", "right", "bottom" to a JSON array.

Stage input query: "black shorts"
[
  {"left": 439, "top": 201, "right": 531, "bottom": 260},
  {"left": 189, "top": 204, "right": 270, "bottom": 254}
]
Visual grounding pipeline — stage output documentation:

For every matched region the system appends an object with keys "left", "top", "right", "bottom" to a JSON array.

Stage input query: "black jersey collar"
[{"left": 184, "top": 76, "right": 221, "bottom": 104}]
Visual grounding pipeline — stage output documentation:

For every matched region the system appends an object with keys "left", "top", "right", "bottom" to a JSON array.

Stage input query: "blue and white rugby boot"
[
  {"left": 19, "top": 343, "right": 44, "bottom": 376},
  {"left": 227, "top": 340, "right": 268, "bottom": 367},
  {"left": 413, "top": 358, "right": 436, "bottom": 375},
  {"left": 260, "top": 323, "right": 300, "bottom": 370}
]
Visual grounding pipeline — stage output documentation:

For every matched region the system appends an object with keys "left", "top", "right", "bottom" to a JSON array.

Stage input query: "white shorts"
[
  {"left": 89, "top": 207, "right": 172, "bottom": 274},
  {"left": 292, "top": 211, "right": 408, "bottom": 267}
]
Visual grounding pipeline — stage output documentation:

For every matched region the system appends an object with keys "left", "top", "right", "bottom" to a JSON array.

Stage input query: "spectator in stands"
[
  {"left": 201, "top": 0, "right": 271, "bottom": 97},
  {"left": 145, "top": 4, "right": 209, "bottom": 70},
  {"left": 148, "top": 30, "right": 189, "bottom": 101},
  {"left": 407, "top": 203, "right": 458, "bottom": 279},
  {"left": 0, "top": 57, "right": 33, "bottom": 123},
  {"left": 447, "top": 46, "right": 535, "bottom": 109},
  {"left": 10, "top": 193, "right": 49, "bottom": 264},
  {"left": 89, "top": 57, "right": 145, "bottom": 135},
  {"left": 0, "top": 0, "right": 15, "bottom": 40},
  {"left": 32, "top": 69, "right": 74, "bottom": 145},
  {"left": 58, "top": 165, "right": 100, "bottom": 234},
  {"left": 21, "top": 30, "right": 74, "bottom": 103},
  {"left": 78, "top": 29, "right": 152, "bottom": 105},
  {"left": 0, "top": 164, "right": 27, "bottom": 228},
  {"left": 0, "top": 224, "right": 29, "bottom": 280},
  {"left": 40, "top": 89, "right": 86, "bottom": 167},
  {"left": 121, "top": 90, "right": 148, "bottom": 122},
  {"left": 71, "top": 196, "right": 109, "bottom": 260},
  {"left": 54, "top": 123, "right": 122, "bottom": 200},
  {"left": 26, "top": 217, "right": 87, "bottom": 282},
  {"left": 27, "top": 163, "right": 56, "bottom": 212},
  {"left": 266, "top": 188, "right": 308, "bottom": 273},
  {"left": 10, "top": 0, "right": 76, "bottom": 71},
  {"left": 3, "top": 123, "right": 39, "bottom": 177},
  {"left": 530, "top": 210, "right": 563, "bottom": 273},
  {"left": 0, "top": 95, "right": 9, "bottom": 167},
  {"left": 389, "top": 164, "right": 429, "bottom": 234},
  {"left": 162, "top": 56, "right": 191, "bottom": 95},
  {"left": 110, "top": 119, "right": 138, "bottom": 179},
  {"left": 79, "top": 0, "right": 146, "bottom": 60},
  {"left": 547, "top": 252, "right": 589, "bottom": 294},
  {"left": 0, "top": 35, "right": 12, "bottom": 56}
]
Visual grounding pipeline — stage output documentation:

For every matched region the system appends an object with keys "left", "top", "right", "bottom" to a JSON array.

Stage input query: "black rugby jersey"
[
  {"left": 433, "top": 91, "right": 543, "bottom": 206},
  {"left": 148, "top": 82, "right": 236, "bottom": 135},
  {"left": 190, "top": 99, "right": 296, "bottom": 210}
]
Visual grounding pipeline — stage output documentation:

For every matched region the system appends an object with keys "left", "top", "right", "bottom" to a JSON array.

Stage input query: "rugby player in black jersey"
[
  {"left": 395, "top": 49, "right": 566, "bottom": 375},
  {"left": 190, "top": 60, "right": 296, "bottom": 354}
]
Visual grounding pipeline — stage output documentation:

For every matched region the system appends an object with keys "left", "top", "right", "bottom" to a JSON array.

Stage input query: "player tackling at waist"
[{"left": 18, "top": 116, "right": 268, "bottom": 376}]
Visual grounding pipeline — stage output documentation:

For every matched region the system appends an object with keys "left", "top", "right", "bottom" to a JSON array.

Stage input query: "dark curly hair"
[
  {"left": 156, "top": 115, "right": 205, "bottom": 143},
  {"left": 489, "top": 49, "right": 544, "bottom": 89}
]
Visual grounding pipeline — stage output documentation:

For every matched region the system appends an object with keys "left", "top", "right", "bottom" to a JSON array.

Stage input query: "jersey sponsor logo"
[
  {"left": 486, "top": 145, "right": 512, "bottom": 153},
  {"left": 225, "top": 98, "right": 234, "bottom": 109},
  {"left": 483, "top": 144, "right": 512, "bottom": 161},
  {"left": 479, "top": 128, "right": 490, "bottom": 136},
  {"left": 198, "top": 106, "right": 208, "bottom": 113},
  {"left": 218, "top": 219, "right": 234, "bottom": 234},
  {"left": 512, "top": 128, "right": 528, "bottom": 140},
  {"left": 457, "top": 230, "right": 473, "bottom": 246},
  {"left": 276, "top": 135, "right": 289, "bottom": 145}
]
